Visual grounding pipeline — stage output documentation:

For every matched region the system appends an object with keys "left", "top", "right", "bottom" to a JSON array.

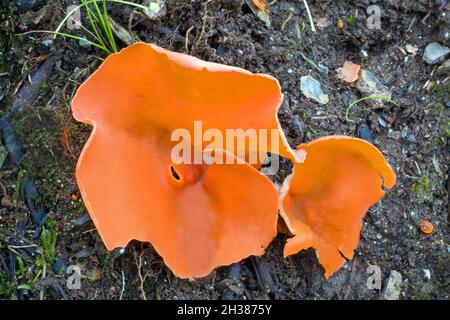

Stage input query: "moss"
[
  {"left": 13, "top": 169, "right": 27, "bottom": 201},
  {"left": 431, "top": 82, "right": 450, "bottom": 100},
  {"left": 412, "top": 176, "right": 431, "bottom": 195},
  {"left": 40, "top": 82, "right": 49, "bottom": 90},
  {"left": 0, "top": 274, "right": 15, "bottom": 300},
  {"left": 432, "top": 103, "right": 445, "bottom": 114},
  {"left": 411, "top": 176, "right": 436, "bottom": 204}
]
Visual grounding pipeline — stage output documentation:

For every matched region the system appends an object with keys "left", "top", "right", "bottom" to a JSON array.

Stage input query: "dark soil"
[{"left": 0, "top": 0, "right": 449, "bottom": 300}]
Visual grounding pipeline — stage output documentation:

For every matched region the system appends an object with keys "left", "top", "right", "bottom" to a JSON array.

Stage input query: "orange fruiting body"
[
  {"left": 419, "top": 220, "right": 433, "bottom": 234},
  {"left": 71, "top": 42, "right": 396, "bottom": 279},
  {"left": 280, "top": 136, "right": 396, "bottom": 278},
  {"left": 71, "top": 42, "right": 292, "bottom": 278}
]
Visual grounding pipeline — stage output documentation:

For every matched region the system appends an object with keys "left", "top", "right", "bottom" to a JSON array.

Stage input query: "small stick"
[
  {"left": 185, "top": 26, "right": 194, "bottom": 54},
  {"left": 281, "top": 8, "right": 295, "bottom": 30},
  {"left": 119, "top": 270, "right": 125, "bottom": 300},
  {"left": 302, "top": 0, "right": 316, "bottom": 32}
]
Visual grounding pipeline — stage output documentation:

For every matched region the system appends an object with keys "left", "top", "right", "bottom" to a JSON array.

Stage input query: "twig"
[
  {"left": 421, "top": 11, "right": 432, "bottom": 25},
  {"left": 281, "top": 8, "right": 295, "bottom": 30},
  {"left": 433, "top": 107, "right": 444, "bottom": 133},
  {"left": 39, "top": 252, "right": 46, "bottom": 300},
  {"left": 7, "top": 244, "right": 39, "bottom": 249},
  {"left": 133, "top": 247, "right": 148, "bottom": 300},
  {"left": 119, "top": 270, "right": 125, "bottom": 300},
  {"left": 195, "top": 0, "right": 212, "bottom": 48},
  {"left": 185, "top": 26, "right": 194, "bottom": 54},
  {"left": 302, "top": 0, "right": 316, "bottom": 32},
  {"left": 406, "top": 16, "right": 417, "bottom": 33}
]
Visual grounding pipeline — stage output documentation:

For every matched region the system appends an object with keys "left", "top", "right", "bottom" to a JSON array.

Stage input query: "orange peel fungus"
[
  {"left": 71, "top": 42, "right": 293, "bottom": 278},
  {"left": 280, "top": 136, "right": 396, "bottom": 278}
]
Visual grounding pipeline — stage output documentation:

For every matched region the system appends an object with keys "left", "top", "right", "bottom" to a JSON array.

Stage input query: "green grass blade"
[
  {"left": 345, "top": 95, "right": 399, "bottom": 122},
  {"left": 81, "top": 0, "right": 108, "bottom": 50},
  {"left": 54, "top": 0, "right": 148, "bottom": 38},
  {"left": 91, "top": 0, "right": 117, "bottom": 52},
  {"left": 27, "top": 30, "right": 111, "bottom": 54},
  {"left": 102, "top": 0, "right": 118, "bottom": 52}
]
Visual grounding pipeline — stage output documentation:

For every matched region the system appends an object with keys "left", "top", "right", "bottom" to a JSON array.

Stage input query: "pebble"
[
  {"left": 79, "top": 38, "right": 91, "bottom": 49},
  {"left": 361, "top": 50, "right": 369, "bottom": 59},
  {"left": 423, "top": 42, "right": 450, "bottom": 65},
  {"left": 407, "top": 135, "right": 416, "bottom": 143},
  {"left": 378, "top": 117, "right": 387, "bottom": 127},
  {"left": 358, "top": 126, "right": 374, "bottom": 143},
  {"left": 73, "top": 213, "right": 91, "bottom": 226},
  {"left": 17, "top": 0, "right": 40, "bottom": 12},
  {"left": 356, "top": 69, "right": 392, "bottom": 108},
  {"left": 388, "top": 129, "right": 401, "bottom": 140},
  {"left": 423, "top": 269, "right": 431, "bottom": 281},
  {"left": 75, "top": 248, "right": 92, "bottom": 259},
  {"left": 401, "top": 127, "right": 408, "bottom": 138},
  {"left": 41, "top": 39, "right": 53, "bottom": 47},
  {"left": 300, "top": 75, "right": 329, "bottom": 105},
  {"left": 316, "top": 17, "right": 331, "bottom": 30},
  {"left": 437, "top": 59, "right": 450, "bottom": 75},
  {"left": 383, "top": 270, "right": 403, "bottom": 300},
  {"left": 405, "top": 44, "right": 419, "bottom": 55},
  {"left": 53, "top": 256, "right": 66, "bottom": 273},
  {"left": 317, "top": 64, "right": 329, "bottom": 74}
]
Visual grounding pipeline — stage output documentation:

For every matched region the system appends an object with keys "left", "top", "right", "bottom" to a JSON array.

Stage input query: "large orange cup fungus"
[
  {"left": 72, "top": 42, "right": 290, "bottom": 278},
  {"left": 280, "top": 136, "right": 396, "bottom": 278},
  {"left": 72, "top": 42, "right": 396, "bottom": 279}
]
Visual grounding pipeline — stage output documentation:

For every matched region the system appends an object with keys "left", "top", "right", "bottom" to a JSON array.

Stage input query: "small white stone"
[
  {"left": 383, "top": 270, "right": 402, "bottom": 300},
  {"left": 423, "top": 269, "right": 431, "bottom": 281}
]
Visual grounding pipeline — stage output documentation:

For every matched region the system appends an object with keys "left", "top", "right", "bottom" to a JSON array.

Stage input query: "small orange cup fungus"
[
  {"left": 72, "top": 42, "right": 291, "bottom": 278},
  {"left": 419, "top": 220, "right": 433, "bottom": 234},
  {"left": 280, "top": 136, "right": 396, "bottom": 278}
]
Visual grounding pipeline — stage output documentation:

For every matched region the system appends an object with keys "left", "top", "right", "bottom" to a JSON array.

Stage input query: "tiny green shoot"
[
  {"left": 346, "top": 14, "right": 357, "bottom": 26},
  {"left": 345, "top": 95, "right": 399, "bottom": 122},
  {"left": 31, "top": 0, "right": 162, "bottom": 55}
]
